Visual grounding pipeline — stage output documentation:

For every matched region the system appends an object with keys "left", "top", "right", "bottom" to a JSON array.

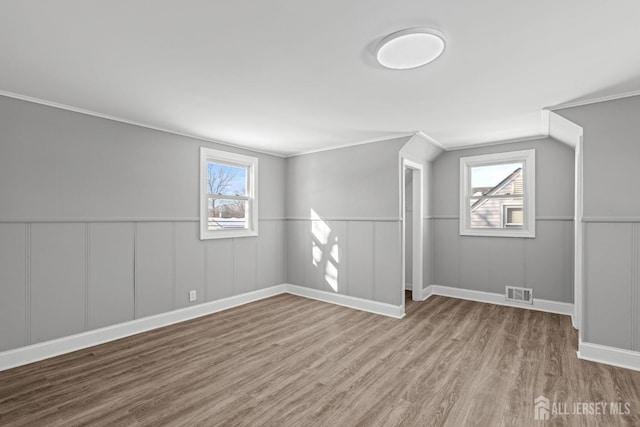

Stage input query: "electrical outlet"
[{"left": 189, "top": 290, "right": 197, "bottom": 302}]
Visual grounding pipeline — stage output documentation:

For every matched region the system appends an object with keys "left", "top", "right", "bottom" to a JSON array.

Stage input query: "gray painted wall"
[
  {"left": 400, "top": 136, "right": 441, "bottom": 293},
  {"left": 431, "top": 138, "right": 575, "bottom": 302},
  {"left": 557, "top": 95, "right": 640, "bottom": 351},
  {"left": 0, "top": 97, "right": 285, "bottom": 220},
  {"left": 0, "top": 96, "right": 286, "bottom": 352},
  {"left": 285, "top": 138, "right": 407, "bottom": 219},
  {"left": 285, "top": 138, "right": 408, "bottom": 306}
]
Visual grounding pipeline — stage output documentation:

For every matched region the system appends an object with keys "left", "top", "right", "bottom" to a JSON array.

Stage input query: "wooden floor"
[{"left": 2, "top": 292, "right": 640, "bottom": 426}]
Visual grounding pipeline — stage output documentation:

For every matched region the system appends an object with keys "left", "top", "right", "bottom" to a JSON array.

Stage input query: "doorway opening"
[{"left": 402, "top": 158, "right": 424, "bottom": 311}]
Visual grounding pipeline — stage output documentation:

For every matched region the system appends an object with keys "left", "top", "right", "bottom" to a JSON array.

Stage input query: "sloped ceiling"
[{"left": 1, "top": 1, "right": 640, "bottom": 156}]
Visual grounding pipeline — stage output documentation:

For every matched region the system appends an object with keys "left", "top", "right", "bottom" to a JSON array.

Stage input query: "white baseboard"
[
  {"left": 424, "top": 284, "right": 574, "bottom": 317},
  {"left": 578, "top": 341, "right": 640, "bottom": 372},
  {"left": 421, "top": 285, "right": 434, "bottom": 300},
  {"left": 0, "top": 285, "right": 286, "bottom": 372},
  {"left": 285, "top": 284, "right": 404, "bottom": 319}
]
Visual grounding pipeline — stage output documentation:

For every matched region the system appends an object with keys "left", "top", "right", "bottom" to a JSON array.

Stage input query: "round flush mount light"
[{"left": 375, "top": 28, "right": 446, "bottom": 70}]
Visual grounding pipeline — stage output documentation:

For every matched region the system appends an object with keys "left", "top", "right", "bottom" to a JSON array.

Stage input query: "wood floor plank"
[{"left": 1, "top": 293, "right": 640, "bottom": 426}]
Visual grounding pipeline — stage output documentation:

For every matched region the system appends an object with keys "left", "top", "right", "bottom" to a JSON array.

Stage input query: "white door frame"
[
  {"left": 574, "top": 135, "right": 584, "bottom": 330},
  {"left": 401, "top": 157, "right": 424, "bottom": 310}
]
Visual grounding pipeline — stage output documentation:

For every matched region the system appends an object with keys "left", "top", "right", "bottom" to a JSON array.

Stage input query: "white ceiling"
[{"left": 2, "top": 1, "right": 640, "bottom": 156}]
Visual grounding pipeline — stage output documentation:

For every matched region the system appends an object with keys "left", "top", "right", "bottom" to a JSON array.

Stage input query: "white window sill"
[
  {"left": 200, "top": 229, "right": 258, "bottom": 240},
  {"left": 460, "top": 228, "right": 535, "bottom": 238}
]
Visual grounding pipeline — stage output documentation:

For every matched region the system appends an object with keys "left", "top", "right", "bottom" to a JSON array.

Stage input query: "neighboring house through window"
[
  {"left": 200, "top": 147, "right": 258, "bottom": 239},
  {"left": 459, "top": 149, "right": 535, "bottom": 238}
]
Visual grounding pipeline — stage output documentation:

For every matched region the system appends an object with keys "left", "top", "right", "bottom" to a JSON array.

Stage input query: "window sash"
[
  {"left": 200, "top": 147, "right": 258, "bottom": 240},
  {"left": 207, "top": 198, "right": 250, "bottom": 231},
  {"left": 207, "top": 194, "right": 249, "bottom": 201},
  {"left": 459, "top": 149, "right": 535, "bottom": 238},
  {"left": 466, "top": 194, "right": 524, "bottom": 200}
]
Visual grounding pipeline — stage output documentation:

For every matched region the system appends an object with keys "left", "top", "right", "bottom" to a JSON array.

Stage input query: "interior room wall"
[
  {"left": 285, "top": 137, "right": 410, "bottom": 306},
  {"left": 0, "top": 91, "right": 591, "bottom": 358},
  {"left": 399, "top": 135, "right": 442, "bottom": 295},
  {"left": 555, "top": 95, "right": 640, "bottom": 351},
  {"left": 431, "top": 137, "right": 575, "bottom": 302},
  {"left": 0, "top": 95, "right": 287, "bottom": 352}
]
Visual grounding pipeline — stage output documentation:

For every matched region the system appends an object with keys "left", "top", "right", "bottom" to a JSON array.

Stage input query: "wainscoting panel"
[
  {"left": 0, "top": 223, "right": 26, "bottom": 351},
  {"left": 135, "top": 223, "right": 175, "bottom": 318},
  {"left": 233, "top": 236, "right": 257, "bottom": 295},
  {"left": 374, "top": 221, "right": 402, "bottom": 305},
  {"left": 205, "top": 238, "right": 234, "bottom": 301},
  {"left": 433, "top": 219, "right": 459, "bottom": 287},
  {"left": 423, "top": 218, "right": 434, "bottom": 291},
  {"left": 432, "top": 218, "right": 574, "bottom": 303},
  {"left": 0, "top": 218, "right": 287, "bottom": 353},
  {"left": 459, "top": 235, "right": 491, "bottom": 293},
  {"left": 286, "top": 220, "right": 305, "bottom": 287},
  {"left": 524, "top": 220, "right": 574, "bottom": 303},
  {"left": 285, "top": 219, "right": 402, "bottom": 306},
  {"left": 488, "top": 236, "right": 525, "bottom": 295},
  {"left": 346, "top": 221, "right": 374, "bottom": 301},
  {"left": 291, "top": 219, "right": 354, "bottom": 295},
  {"left": 30, "top": 223, "right": 86, "bottom": 344},
  {"left": 175, "top": 222, "right": 206, "bottom": 309},
  {"left": 304, "top": 219, "right": 324, "bottom": 291},
  {"left": 583, "top": 222, "right": 633, "bottom": 350},
  {"left": 257, "top": 221, "right": 286, "bottom": 290},
  {"left": 327, "top": 220, "right": 349, "bottom": 296},
  {"left": 88, "top": 223, "right": 134, "bottom": 330}
]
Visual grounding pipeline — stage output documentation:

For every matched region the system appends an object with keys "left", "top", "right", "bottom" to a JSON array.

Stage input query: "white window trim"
[
  {"left": 459, "top": 149, "right": 535, "bottom": 238},
  {"left": 200, "top": 147, "right": 258, "bottom": 240}
]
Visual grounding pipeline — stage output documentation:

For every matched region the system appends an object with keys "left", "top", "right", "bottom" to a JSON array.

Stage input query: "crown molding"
[
  {"left": 1, "top": 90, "right": 415, "bottom": 158},
  {"left": 2, "top": 89, "right": 583, "bottom": 159},
  {"left": 444, "top": 134, "right": 547, "bottom": 152},
  {"left": 286, "top": 132, "right": 414, "bottom": 158},
  {"left": 411, "top": 130, "right": 447, "bottom": 150},
  {"left": 546, "top": 89, "right": 640, "bottom": 112},
  {"left": 0, "top": 90, "right": 287, "bottom": 158}
]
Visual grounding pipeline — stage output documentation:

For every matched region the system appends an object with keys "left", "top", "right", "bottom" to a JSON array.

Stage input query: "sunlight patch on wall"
[{"left": 310, "top": 209, "right": 340, "bottom": 292}]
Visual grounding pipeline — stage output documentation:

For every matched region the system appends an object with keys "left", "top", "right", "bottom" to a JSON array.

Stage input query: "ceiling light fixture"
[{"left": 375, "top": 28, "right": 446, "bottom": 70}]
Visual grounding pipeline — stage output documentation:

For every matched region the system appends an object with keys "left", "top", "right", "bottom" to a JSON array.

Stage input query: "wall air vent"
[{"left": 505, "top": 286, "right": 533, "bottom": 304}]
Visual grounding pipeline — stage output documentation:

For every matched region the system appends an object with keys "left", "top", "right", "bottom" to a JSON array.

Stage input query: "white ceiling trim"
[
  {"left": 546, "top": 89, "right": 640, "bottom": 112},
  {"left": 444, "top": 134, "right": 548, "bottom": 152},
  {"left": 0, "top": 89, "right": 581, "bottom": 158},
  {"left": 0, "top": 90, "right": 442, "bottom": 158},
  {"left": 412, "top": 131, "right": 446, "bottom": 150},
  {"left": 546, "top": 111, "right": 583, "bottom": 148},
  {"left": 285, "top": 132, "right": 415, "bottom": 158},
  {"left": 0, "top": 90, "right": 287, "bottom": 158}
]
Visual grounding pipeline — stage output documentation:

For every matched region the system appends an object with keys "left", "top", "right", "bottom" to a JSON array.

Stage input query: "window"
[
  {"left": 200, "top": 147, "right": 258, "bottom": 239},
  {"left": 460, "top": 149, "right": 535, "bottom": 238}
]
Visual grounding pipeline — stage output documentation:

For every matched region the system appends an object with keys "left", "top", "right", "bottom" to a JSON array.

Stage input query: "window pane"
[
  {"left": 471, "top": 163, "right": 523, "bottom": 196},
  {"left": 207, "top": 198, "right": 248, "bottom": 230},
  {"left": 470, "top": 196, "right": 523, "bottom": 229},
  {"left": 207, "top": 163, "right": 247, "bottom": 196}
]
